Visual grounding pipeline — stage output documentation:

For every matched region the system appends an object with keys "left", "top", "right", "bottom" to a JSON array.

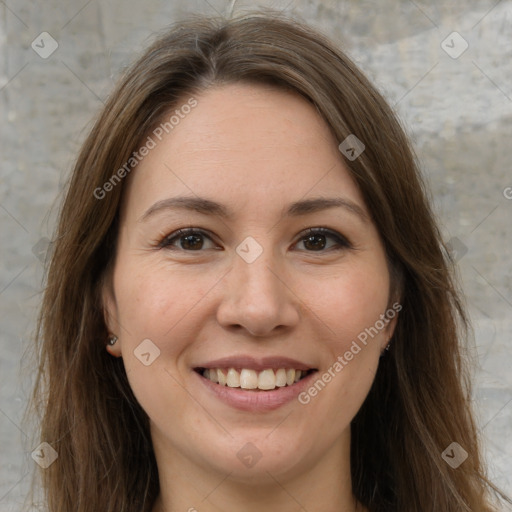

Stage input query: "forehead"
[{"left": 122, "top": 83, "right": 366, "bottom": 221}]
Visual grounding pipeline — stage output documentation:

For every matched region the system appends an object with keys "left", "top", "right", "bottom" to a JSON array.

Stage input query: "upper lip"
[{"left": 194, "top": 355, "right": 316, "bottom": 372}]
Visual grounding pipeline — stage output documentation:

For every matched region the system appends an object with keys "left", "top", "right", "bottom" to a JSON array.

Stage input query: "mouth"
[
  {"left": 194, "top": 367, "right": 317, "bottom": 391},
  {"left": 192, "top": 355, "right": 319, "bottom": 411}
]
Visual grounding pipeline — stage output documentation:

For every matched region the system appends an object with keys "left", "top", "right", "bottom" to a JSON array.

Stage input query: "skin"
[{"left": 103, "top": 83, "right": 397, "bottom": 512}]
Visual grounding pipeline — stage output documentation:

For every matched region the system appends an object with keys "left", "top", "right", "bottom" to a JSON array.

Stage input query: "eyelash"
[{"left": 157, "top": 227, "right": 351, "bottom": 252}]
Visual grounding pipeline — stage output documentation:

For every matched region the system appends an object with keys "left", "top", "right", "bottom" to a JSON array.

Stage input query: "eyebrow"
[{"left": 138, "top": 196, "right": 368, "bottom": 223}]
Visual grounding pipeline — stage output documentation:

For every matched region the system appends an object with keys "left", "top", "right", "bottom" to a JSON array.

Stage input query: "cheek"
[
  {"left": 111, "top": 258, "right": 220, "bottom": 401},
  {"left": 112, "top": 261, "right": 211, "bottom": 420},
  {"left": 295, "top": 257, "right": 390, "bottom": 421},
  {"left": 306, "top": 257, "right": 391, "bottom": 352},
  {"left": 113, "top": 257, "right": 220, "bottom": 345}
]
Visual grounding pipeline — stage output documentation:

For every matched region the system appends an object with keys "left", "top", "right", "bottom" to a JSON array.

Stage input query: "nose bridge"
[
  {"left": 233, "top": 242, "right": 284, "bottom": 305},
  {"left": 216, "top": 239, "right": 300, "bottom": 335}
]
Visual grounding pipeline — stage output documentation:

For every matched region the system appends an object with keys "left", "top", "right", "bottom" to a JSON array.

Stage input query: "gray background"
[{"left": 1, "top": 0, "right": 511, "bottom": 510}]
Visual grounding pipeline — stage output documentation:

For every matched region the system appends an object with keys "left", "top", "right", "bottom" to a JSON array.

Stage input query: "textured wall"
[{"left": 1, "top": 0, "right": 511, "bottom": 509}]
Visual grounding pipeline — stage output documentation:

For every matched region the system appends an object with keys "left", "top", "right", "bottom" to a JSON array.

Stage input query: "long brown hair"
[{"left": 28, "top": 10, "right": 508, "bottom": 511}]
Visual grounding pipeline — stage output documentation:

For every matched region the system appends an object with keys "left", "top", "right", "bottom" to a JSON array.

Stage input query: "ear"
[
  {"left": 380, "top": 301, "right": 402, "bottom": 353},
  {"left": 102, "top": 279, "right": 122, "bottom": 358}
]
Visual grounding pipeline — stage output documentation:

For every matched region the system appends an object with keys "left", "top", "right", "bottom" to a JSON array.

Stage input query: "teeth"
[
  {"left": 239, "top": 369, "right": 258, "bottom": 389},
  {"left": 217, "top": 369, "right": 227, "bottom": 386},
  {"left": 275, "top": 368, "right": 287, "bottom": 387},
  {"left": 226, "top": 368, "right": 240, "bottom": 387},
  {"left": 258, "top": 369, "right": 276, "bottom": 390},
  {"left": 203, "top": 367, "right": 309, "bottom": 390}
]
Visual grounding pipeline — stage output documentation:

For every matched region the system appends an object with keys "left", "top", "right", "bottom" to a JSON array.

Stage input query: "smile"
[
  {"left": 192, "top": 355, "right": 318, "bottom": 411},
  {"left": 195, "top": 367, "right": 316, "bottom": 391}
]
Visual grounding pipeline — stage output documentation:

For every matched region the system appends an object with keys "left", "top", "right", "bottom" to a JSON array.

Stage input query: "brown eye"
[
  {"left": 159, "top": 229, "right": 218, "bottom": 251},
  {"left": 303, "top": 233, "right": 327, "bottom": 251},
  {"left": 295, "top": 228, "right": 350, "bottom": 252},
  {"left": 180, "top": 233, "right": 204, "bottom": 250}
]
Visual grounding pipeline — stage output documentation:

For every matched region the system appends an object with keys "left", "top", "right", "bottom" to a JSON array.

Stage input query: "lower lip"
[{"left": 194, "top": 370, "right": 318, "bottom": 412}]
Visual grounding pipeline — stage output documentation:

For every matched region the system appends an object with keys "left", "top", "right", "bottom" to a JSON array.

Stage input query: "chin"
[{"left": 196, "top": 432, "right": 315, "bottom": 483}]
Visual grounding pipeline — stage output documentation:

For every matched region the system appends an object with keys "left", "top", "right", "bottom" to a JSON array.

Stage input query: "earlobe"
[
  {"left": 380, "top": 336, "right": 392, "bottom": 356},
  {"left": 106, "top": 334, "right": 122, "bottom": 357},
  {"left": 380, "top": 304, "right": 400, "bottom": 354},
  {"left": 101, "top": 278, "right": 122, "bottom": 357}
]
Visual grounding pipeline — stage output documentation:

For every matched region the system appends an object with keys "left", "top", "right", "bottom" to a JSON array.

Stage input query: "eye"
[
  {"left": 158, "top": 228, "right": 219, "bottom": 251},
  {"left": 294, "top": 227, "right": 351, "bottom": 252},
  {"left": 157, "top": 227, "right": 350, "bottom": 253}
]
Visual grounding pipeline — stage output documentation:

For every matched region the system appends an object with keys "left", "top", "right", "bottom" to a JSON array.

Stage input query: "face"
[{"left": 103, "top": 83, "right": 397, "bottom": 484}]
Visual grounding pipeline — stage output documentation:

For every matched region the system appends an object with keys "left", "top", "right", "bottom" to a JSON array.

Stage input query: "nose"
[{"left": 216, "top": 248, "right": 301, "bottom": 337}]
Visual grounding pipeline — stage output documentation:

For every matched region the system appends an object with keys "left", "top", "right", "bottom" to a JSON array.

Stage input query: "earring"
[
  {"left": 108, "top": 335, "right": 118, "bottom": 346},
  {"left": 380, "top": 338, "right": 392, "bottom": 357}
]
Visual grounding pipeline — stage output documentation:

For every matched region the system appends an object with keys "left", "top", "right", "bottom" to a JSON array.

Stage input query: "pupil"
[
  {"left": 304, "top": 234, "right": 326, "bottom": 250},
  {"left": 182, "top": 234, "right": 203, "bottom": 250}
]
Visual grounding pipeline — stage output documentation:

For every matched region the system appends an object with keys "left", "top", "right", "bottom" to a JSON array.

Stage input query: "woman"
[{"left": 29, "top": 10, "right": 509, "bottom": 512}]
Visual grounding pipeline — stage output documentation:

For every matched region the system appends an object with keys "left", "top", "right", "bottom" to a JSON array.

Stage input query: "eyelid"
[
  {"left": 156, "top": 226, "right": 352, "bottom": 251},
  {"left": 157, "top": 227, "right": 220, "bottom": 250},
  {"left": 294, "top": 227, "right": 352, "bottom": 249}
]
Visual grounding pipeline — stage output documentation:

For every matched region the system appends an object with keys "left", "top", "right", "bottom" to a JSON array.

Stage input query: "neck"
[{"left": 151, "top": 427, "right": 363, "bottom": 512}]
